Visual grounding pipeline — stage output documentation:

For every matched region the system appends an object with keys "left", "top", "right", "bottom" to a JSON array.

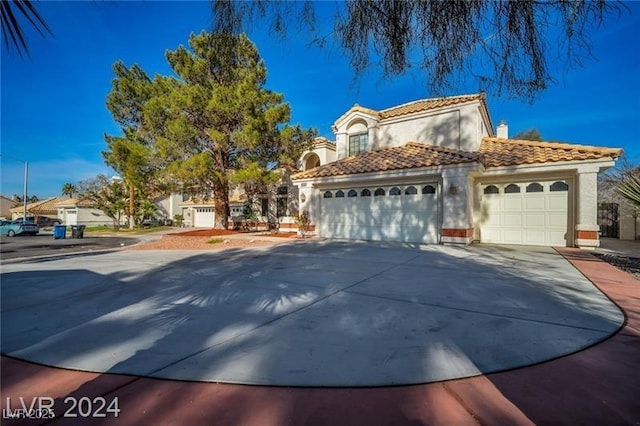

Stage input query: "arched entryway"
[{"left": 303, "top": 153, "right": 321, "bottom": 170}]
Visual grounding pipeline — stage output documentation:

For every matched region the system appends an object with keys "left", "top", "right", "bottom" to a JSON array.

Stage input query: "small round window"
[
  {"left": 483, "top": 185, "right": 499, "bottom": 194},
  {"left": 550, "top": 181, "right": 569, "bottom": 192},
  {"left": 300, "top": 193, "right": 307, "bottom": 203},
  {"left": 405, "top": 186, "right": 418, "bottom": 195},
  {"left": 504, "top": 184, "right": 520, "bottom": 194}
]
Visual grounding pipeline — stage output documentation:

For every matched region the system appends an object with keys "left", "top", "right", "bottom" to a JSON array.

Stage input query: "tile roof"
[
  {"left": 379, "top": 94, "right": 486, "bottom": 119},
  {"left": 10, "top": 197, "right": 64, "bottom": 214},
  {"left": 292, "top": 142, "right": 479, "bottom": 180},
  {"left": 55, "top": 198, "right": 95, "bottom": 208},
  {"left": 335, "top": 93, "right": 487, "bottom": 124},
  {"left": 292, "top": 138, "right": 622, "bottom": 180},
  {"left": 313, "top": 137, "right": 336, "bottom": 150},
  {"left": 480, "top": 138, "right": 622, "bottom": 167}
]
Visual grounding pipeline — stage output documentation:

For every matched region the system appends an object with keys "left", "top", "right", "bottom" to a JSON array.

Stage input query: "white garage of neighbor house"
[
  {"left": 56, "top": 198, "right": 118, "bottom": 226},
  {"left": 293, "top": 93, "right": 622, "bottom": 249}
]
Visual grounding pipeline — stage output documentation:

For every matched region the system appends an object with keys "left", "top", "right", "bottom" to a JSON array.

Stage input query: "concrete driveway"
[{"left": 0, "top": 241, "right": 623, "bottom": 386}]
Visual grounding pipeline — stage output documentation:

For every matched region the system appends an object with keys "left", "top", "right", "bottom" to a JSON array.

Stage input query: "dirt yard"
[{"left": 127, "top": 228, "right": 305, "bottom": 251}]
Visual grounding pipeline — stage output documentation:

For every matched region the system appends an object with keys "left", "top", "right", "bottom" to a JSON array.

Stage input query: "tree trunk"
[
  {"left": 213, "top": 179, "right": 229, "bottom": 229},
  {"left": 129, "top": 184, "right": 135, "bottom": 229}
]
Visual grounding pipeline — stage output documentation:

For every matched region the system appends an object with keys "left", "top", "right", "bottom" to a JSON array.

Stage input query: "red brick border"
[{"left": 441, "top": 228, "right": 474, "bottom": 238}]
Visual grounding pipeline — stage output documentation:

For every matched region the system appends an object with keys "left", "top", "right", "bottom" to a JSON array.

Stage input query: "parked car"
[
  {"left": 0, "top": 220, "right": 39, "bottom": 237},
  {"left": 15, "top": 216, "right": 61, "bottom": 227}
]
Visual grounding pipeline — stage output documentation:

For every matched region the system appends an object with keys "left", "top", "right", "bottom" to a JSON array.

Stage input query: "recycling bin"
[
  {"left": 70, "top": 225, "right": 86, "bottom": 239},
  {"left": 53, "top": 224, "right": 67, "bottom": 239}
]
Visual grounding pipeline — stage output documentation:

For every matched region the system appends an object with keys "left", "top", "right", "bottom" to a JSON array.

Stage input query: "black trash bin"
[{"left": 71, "top": 225, "right": 86, "bottom": 239}]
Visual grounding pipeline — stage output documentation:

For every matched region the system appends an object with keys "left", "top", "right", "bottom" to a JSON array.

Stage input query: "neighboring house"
[
  {"left": 292, "top": 93, "right": 622, "bottom": 249},
  {"left": 180, "top": 198, "right": 217, "bottom": 228},
  {"left": 57, "top": 194, "right": 185, "bottom": 227},
  {"left": 179, "top": 138, "right": 336, "bottom": 230},
  {"left": 152, "top": 193, "right": 184, "bottom": 224},
  {"left": 0, "top": 195, "right": 18, "bottom": 219},
  {"left": 10, "top": 197, "right": 61, "bottom": 223},
  {"left": 56, "top": 198, "right": 119, "bottom": 226}
]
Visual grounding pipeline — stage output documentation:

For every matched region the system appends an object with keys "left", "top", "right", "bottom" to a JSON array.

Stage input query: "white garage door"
[
  {"left": 194, "top": 208, "right": 215, "bottom": 227},
  {"left": 319, "top": 184, "right": 439, "bottom": 244},
  {"left": 481, "top": 180, "right": 569, "bottom": 246},
  {"left": 66, "top": 210, "right": 77, "bottom": 225}
]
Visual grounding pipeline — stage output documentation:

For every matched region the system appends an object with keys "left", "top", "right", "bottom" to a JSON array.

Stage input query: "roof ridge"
[{"left": 379, "top": 93, "right": 483, "bottom": 113}]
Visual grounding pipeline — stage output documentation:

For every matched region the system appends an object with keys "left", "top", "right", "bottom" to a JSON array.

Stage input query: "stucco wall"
[
  {"left": 620, "top": 200, "right": 640, "bottom": 240},
  {"left": 334, "top": 102, "right": 487, "bottom": 159},
  {"left": 154, "top": 193, "right": 184, "bottom": 221}
]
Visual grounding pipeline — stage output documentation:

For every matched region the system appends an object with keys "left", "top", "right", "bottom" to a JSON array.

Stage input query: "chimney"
[{"left": 497, "top": 120, "right": 508, "bottom": 138}]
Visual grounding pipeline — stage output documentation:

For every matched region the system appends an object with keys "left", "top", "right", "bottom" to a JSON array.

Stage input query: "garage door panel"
[
  {"left": 503, "top": 230, "right": 523, "bottom": 244},
  {"left": 548, "top": 213, "right": 566, "bottom": 227},
  {"left": 525, "top": 214, "right": 545, "bottom": 227},
  {"left": 548, "top": 196, "right": 567, "bottom": 210},
  {"left": 320, "top": 184, "right": 438, "bottom": 244},
  {"left": 503, "top": 198, "right": 523, "bottom": 210},
  {"left": 503, "top": 214, "right": 522, "bottom": 227},
  {"left": 481, "top": 181, "right": 568, "bottom": 247},
  {"left": 524, "top": 230, "right": 546, "bottom": 245},
  {"left": 525, "top": 197, "right": 545, "bottom": 210}
]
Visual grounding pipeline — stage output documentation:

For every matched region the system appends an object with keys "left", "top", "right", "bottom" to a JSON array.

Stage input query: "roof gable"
[{"left": 333, "top": 93, "right": 493, "bottom": 136}]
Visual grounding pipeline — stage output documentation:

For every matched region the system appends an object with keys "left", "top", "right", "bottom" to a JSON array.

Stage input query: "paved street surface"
[
  {"left": 0, "top": 233, "right": 139, "bottom": 260},
  {"left": 0, "top": 241, "right": 623, "bottom": 386}
]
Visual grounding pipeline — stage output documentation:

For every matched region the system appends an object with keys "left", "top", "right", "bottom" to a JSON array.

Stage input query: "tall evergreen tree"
[
  {"left": 145, "top": 32, "right": 315, "bottom": 228},
  {"left": 103, "top": 61, "right": 158, "bottom": 229}
]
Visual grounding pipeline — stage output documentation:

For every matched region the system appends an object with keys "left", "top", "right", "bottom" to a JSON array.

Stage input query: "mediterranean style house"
[{"left": 292, "top": 93, "right": 622, "bottom": 249}]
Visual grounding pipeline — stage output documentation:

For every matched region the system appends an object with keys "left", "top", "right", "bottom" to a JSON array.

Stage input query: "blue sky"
[{"left": 1, "top": 1, "right": 639, "bottom": 199}]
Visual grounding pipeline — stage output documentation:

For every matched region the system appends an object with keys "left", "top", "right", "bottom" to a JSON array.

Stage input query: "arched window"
[
  {"left": 389, "top": 187, "right": 401, "bottom": 196},
  {"left": 504, "top": 184, "right": 520, "bottom": 194},
  {"left": 361, "top": 188, "right": 371, "bottom": 197},
  {"left": 483, "top": 185, "right": 499, "bottom": 194},
  {"left": 550, "top": 181, "right": 569, "bottom": 192},
  {"left": 374, "top": 188, "right": 385, "bottom": 196},
  {"left": 526, "top": 183, "right": 543, "bottom": 193},
  {"left": 323, "top": 191, "right": 333, "bottom": 198},
  {"left": 335, "top": 190, "right": 345, "bottom": 198},
  {"left": 405, "top": 186, "right": 418, "bottom": 195},
  {"left": 422, "top": 185, "right": 436, "bottom": 195},
  {"left": 347, "top": 189, "right": 357, "bottom": 197}
]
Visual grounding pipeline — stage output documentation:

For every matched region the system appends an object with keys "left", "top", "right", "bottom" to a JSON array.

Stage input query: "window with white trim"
[{"left": 349, "top": 133, "right": 367, "bottom": 156}]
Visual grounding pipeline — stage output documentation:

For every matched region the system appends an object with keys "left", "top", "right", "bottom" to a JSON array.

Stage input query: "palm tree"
[
  {"left": 1, "top": 0, "right": 52, "bottom": 56},
  {"left": 61, "top": 182, "right": 77, "bottom": 198}
]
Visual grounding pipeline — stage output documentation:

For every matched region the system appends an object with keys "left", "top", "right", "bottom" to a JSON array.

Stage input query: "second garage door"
[
  {"left": 480, "top": 180, "right": 569, "bottom": 246},
  {"left": 319, "top": 183, "right": 439, "bottom": 244},
  {"left": 194, "top": 208, "right": 215, "bottom": 227}
]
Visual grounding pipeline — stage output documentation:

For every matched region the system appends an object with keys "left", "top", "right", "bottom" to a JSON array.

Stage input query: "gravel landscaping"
[{"left": 592, "top": 252, "right": 640, "bottom": 279}]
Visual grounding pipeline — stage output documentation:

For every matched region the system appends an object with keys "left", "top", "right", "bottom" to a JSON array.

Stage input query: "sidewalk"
[{"left": 1, "top": 248, "right": 638, "bottom": 425}]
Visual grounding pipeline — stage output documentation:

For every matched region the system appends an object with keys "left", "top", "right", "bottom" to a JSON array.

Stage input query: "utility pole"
[{"left": 0, "top": 154, "right": 29, "bottom": 220}]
